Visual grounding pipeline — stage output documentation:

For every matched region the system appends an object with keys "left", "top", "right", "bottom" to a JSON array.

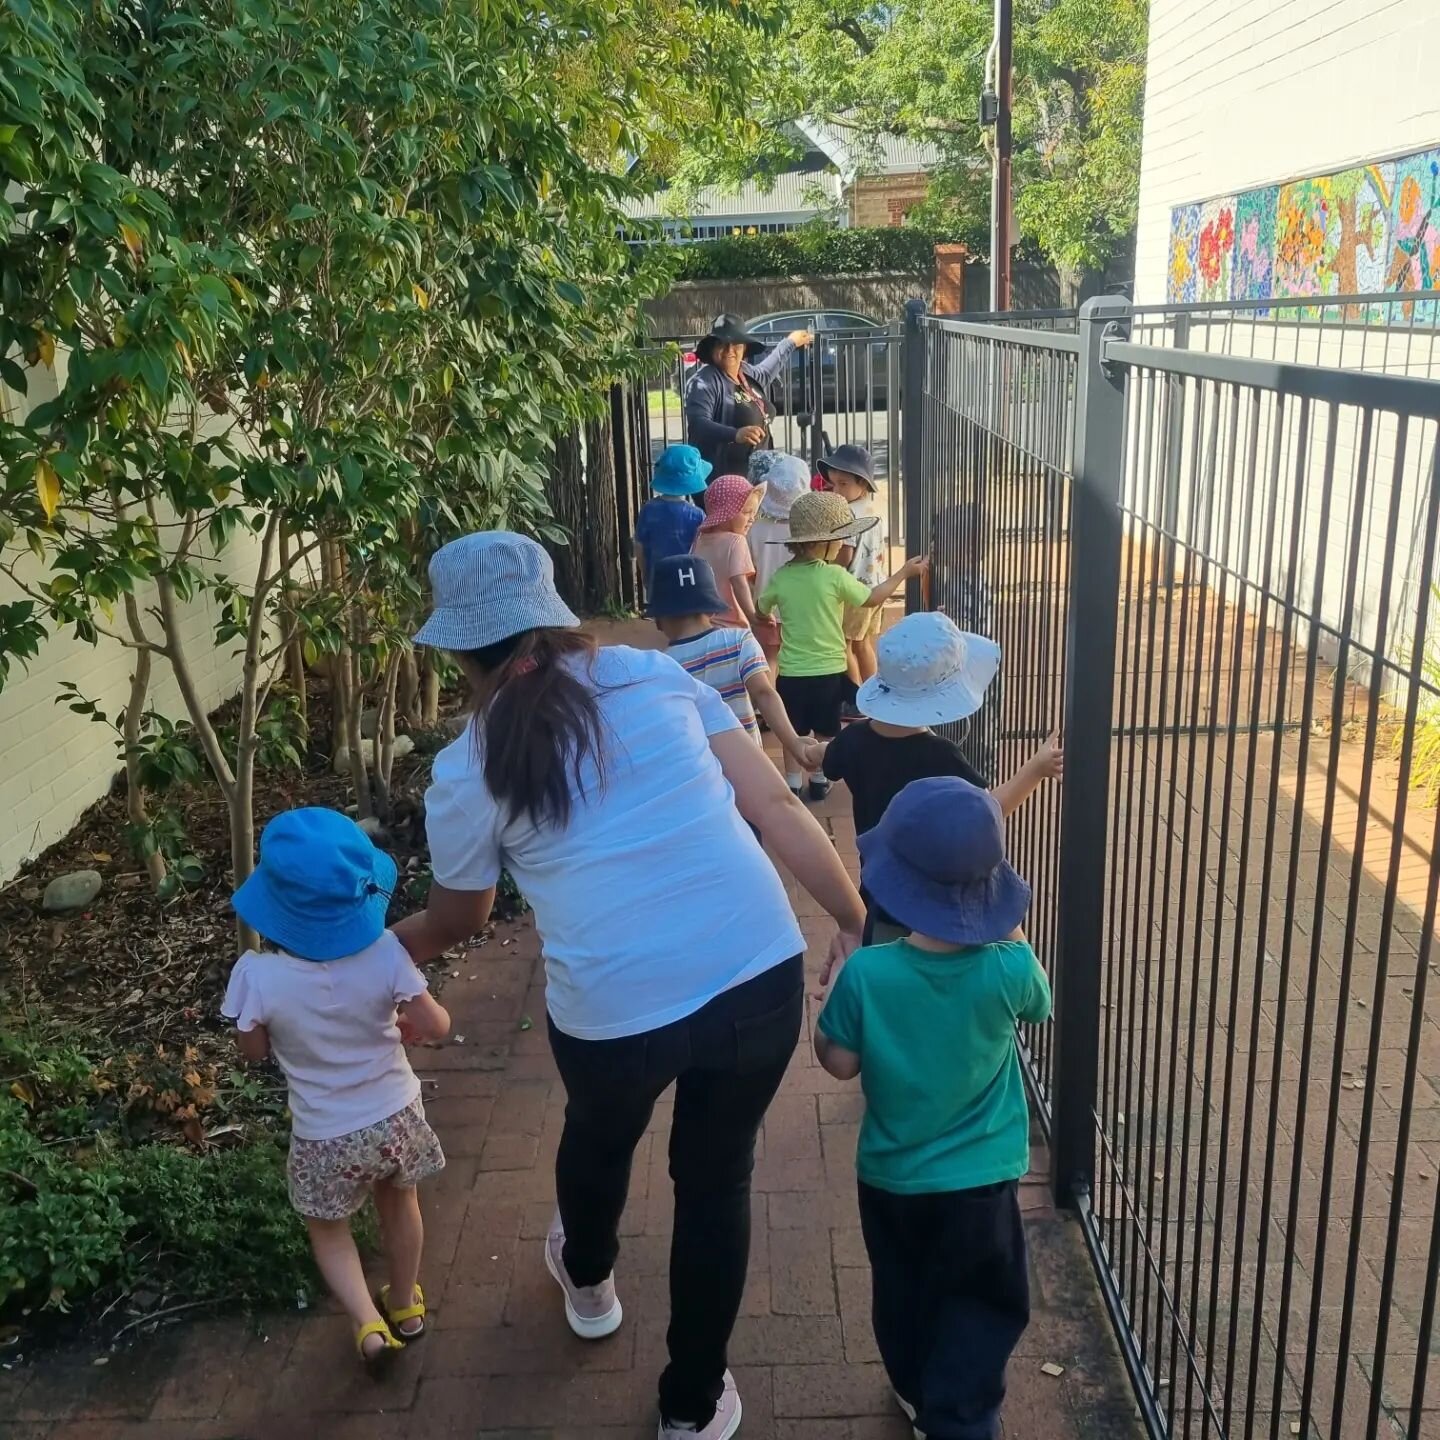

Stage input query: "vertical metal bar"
[
  {"left": 902, "top": 299, "right": 927, "bottom": 612},
  {"left": 1050, "top": 294, "right": 1132, "bottom": 1207},
  {"left": 1160, "top": 313, "right": 1190, "bottom": 588}
]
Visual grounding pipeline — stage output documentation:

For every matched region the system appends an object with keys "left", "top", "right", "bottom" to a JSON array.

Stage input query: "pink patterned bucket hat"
[{"left": 700, "top": 473, "right": 763, "bottom": 531}]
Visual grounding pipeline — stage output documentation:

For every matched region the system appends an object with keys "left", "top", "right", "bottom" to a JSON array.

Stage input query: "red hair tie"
[{"left": 510, "top": 655, "right": 539, "bottom": 679}]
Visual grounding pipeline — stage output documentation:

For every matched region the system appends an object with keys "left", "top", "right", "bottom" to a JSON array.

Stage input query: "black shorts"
[{"left": 776, "top": 672, "right": 850, "bottom": 739}]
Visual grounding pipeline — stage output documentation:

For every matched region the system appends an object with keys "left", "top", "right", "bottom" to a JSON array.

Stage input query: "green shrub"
[
  {"left": 671, "top": 225, "right": 957, "bottom": 281},
  {"left": 0, "top": 1029, "right": 321, "bottom": 1323}
]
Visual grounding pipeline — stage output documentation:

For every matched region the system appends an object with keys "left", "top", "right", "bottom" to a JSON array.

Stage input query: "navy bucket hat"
[
  {"left": 858, "top": 777, "right": 1031, "bottom": 946},
  {"left": 647, "top": 553, "right": 728, "bottom": 618},
  {"left": 232, "top": 808, "right": 397, "bottom": 961}
]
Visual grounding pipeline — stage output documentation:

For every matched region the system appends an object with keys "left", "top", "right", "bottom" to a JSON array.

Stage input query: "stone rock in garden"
[
  {"left": 41, "top": 870, "right": 103, "bottom": 913},
  {"left": 333, "top": 746, "right": 354, "bottom": 776},
  {"left": 391, "top": 734, "right": 415, "bottom": 760},
  {"left": 443, "top": 714, "right": 469, "bottom": 738},
  {"left": 356, "top": 816, "right": 386, "bottom": 841},
  {"left": 334, "top": 736, "right": 412, "bottom": 774},
  {"left": 360, "top": 710, "right": 380, "bottom": 740}
]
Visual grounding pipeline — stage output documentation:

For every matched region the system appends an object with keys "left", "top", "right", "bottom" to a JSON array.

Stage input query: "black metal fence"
[{"left": 904, "top": 293, "right": 1440, "bottom": 1440}]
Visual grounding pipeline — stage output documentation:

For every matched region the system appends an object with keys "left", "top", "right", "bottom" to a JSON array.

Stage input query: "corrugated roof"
[
  {"left": 792, "top": 115, "right": 941, "bottom": 179},
  {"left": 622, "top": 167, "right": 842, "bottom": 222}
]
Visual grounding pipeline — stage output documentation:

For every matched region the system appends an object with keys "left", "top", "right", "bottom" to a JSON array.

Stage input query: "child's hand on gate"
[
  {"left": 1029, "top": 729, "right": 1064, "bottom": 782},
  {"left": 901, "top": 555, "right": 930, "bottom": 581}
]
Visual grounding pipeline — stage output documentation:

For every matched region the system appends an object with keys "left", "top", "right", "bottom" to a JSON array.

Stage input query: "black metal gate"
[{"left": 904, "top": 294, "right": 1440, "bottom": 1440}]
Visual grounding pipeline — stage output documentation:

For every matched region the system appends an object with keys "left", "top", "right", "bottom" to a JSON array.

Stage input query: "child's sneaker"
[
  {"left": 807, "top": 778, "right": 831, "bottom": 803},
  {"left": 544, "top": 1212, "right": 623, "bottom": 1339},
  {"left": 658, "top": 1370, "right": 742, "bottom": 1438},
  {"left": 787, "top": 772, "right": 804, "bottom": 797}
]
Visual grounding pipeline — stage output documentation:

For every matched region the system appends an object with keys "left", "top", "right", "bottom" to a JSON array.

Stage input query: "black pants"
[
  {"left": 547, "top": 955, "right": 804, "bottom": 1427},
  {"left": 858, "top": 1179, "right": 1030, "bottom": 1440}
]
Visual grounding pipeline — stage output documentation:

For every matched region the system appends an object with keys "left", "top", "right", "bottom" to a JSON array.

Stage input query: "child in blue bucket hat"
[
  {"left": 634, "top": 443, "right": 712, "bottom": 595},
  {"left": 814, "top": 777, "right": 1052, "bottom": 1440},
  {"left": 224, "top": 807, "right": 452, "bottom": 1367}
]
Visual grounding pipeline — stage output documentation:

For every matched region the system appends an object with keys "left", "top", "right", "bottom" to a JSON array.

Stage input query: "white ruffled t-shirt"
[{"left": 222, "top": 931, "right": 427, "bottom": 1140}]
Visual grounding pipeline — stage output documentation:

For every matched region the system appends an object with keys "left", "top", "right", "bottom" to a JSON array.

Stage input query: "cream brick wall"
[
  {"left": 849, "top": 173, "right": 930, "bottom": 229},
  {"left": 0, "top": 362, "right": 262, "bottom": 881},
  {"left": 1134, "top": 0, "right": 1440, "bottom": 303}
]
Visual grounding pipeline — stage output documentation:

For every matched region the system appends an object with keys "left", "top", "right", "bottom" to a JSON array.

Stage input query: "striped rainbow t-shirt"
[{"left": 667, "top": 626, "right": 769, "bottom": 739}]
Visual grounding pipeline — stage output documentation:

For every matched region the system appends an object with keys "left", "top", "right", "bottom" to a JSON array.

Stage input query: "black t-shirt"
[{"left": 823, "top": 721, "right": 987, "bottom": 927}]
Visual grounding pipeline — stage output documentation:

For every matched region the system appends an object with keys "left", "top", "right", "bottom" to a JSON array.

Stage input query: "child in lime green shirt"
[
  {"left": 815, "top": 776, "right": 1050, "bottom": 1440},
  {"left": 756, "top": 491, "right": 925, "bottom": 800}
]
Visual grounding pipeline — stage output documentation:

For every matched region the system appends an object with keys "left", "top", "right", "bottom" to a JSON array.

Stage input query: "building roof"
[
  {"left": 792, "top": 115, "right": 941, "bottom": 181},
  {"left": 622, "top": 165, "right": 843, "bottom": 224}
]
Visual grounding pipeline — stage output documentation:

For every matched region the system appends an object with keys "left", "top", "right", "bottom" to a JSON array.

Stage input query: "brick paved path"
[{"left": 1, "top": 624, "right": 1140, "bottom": 1440}]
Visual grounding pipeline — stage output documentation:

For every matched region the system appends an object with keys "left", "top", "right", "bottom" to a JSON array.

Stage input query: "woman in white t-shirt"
[{"left": 393, "top": 532, "right": 865, "bottom": 1440}]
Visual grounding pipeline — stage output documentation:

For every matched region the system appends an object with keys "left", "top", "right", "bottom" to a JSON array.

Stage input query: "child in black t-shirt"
[{"left": 803, "top": 612, "right": 1063, "bottom": 943}]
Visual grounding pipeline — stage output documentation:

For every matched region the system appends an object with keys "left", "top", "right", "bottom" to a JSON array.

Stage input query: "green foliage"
[
  {"left": 667, "top": 0, "right": 1147, "bottom": 276},
  {"left": 672, "top": 225, "right": 953, "bottom": 281},
  {"left": 0, "top": 1027, "right": 317, "bottom": 1319}
]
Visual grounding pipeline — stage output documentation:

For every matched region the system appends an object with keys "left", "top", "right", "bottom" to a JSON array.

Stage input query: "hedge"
[{"left": 671, "top": 227, "right": 960, "bottom": 281}]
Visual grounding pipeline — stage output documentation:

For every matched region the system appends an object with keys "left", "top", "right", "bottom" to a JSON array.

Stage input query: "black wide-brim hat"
[
  {"left": 696, "top": 313, "right": 766, "bottom": 365},
  {"left": 817, "top": 443, "right": 876, "bottom": 492}
]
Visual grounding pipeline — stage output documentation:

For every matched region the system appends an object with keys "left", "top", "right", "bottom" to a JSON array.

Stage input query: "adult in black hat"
[{"left": 684, "top": 313, "right": 813, "bottom": 473}]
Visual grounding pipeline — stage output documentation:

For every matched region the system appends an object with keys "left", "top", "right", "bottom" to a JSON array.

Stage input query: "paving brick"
[{"left": 771, "top": 1225, "right": 838, "bottom": 1316}]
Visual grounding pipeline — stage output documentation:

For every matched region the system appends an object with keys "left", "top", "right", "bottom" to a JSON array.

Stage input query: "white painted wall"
[
  {"left": 1134, "top": 0, "right": 1440, "bottom": 304},
  {"left": 0, "top": 366, "right": 261, "bottom": 882}
]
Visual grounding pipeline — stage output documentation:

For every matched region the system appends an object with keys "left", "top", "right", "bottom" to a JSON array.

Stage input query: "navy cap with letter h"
[{"left": 646, "top": 552, "right": 728, "bottom": 618}]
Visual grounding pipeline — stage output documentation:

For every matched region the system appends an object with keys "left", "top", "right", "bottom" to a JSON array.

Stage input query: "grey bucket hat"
[{"left": 413, "top": 532, "right": 580, "bottom": 651}]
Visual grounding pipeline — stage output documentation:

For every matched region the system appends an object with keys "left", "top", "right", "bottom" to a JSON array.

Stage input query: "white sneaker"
[
  {"left": 658, "top": 1369, "right": 742, "bottom": 1439},
  {"left": 544, "top": 1212, "right": 623, "bottom": 1339},
  {"left": 895, "top": 1390, "right": 924, "bottom": 1438}
]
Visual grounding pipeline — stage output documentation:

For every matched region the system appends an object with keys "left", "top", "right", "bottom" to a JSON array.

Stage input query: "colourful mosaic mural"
[{"left": 1168, "top": 145, "right": 1440, "bottom": 318}]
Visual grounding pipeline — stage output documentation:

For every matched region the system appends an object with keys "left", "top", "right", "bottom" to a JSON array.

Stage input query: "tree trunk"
[
  {"left": 345, "top": 614, "right": 373, "bottom": 819},
  {"left": 582, "top": 412, "right": 621, "bottom": 612},
  {"left": 545, "top": 424, "right": 585, "bottom": 609},
  {"left": 373, "top": 654, "right": 400, "bottom": 822},
  {"left": 397, "top": 651, "right": 421, "bottom": 728},
  {"left": 422, "top": 652, "right": 440, "bottom": 726},
  {"left": 120, "top": 596, "right": 167, "bottom": 891},
  {"left": 278, "top": 527, "right": 308, "bottom": 739},
  {"left": 231, "top": 747, "right": 258, "bottom": 951}
]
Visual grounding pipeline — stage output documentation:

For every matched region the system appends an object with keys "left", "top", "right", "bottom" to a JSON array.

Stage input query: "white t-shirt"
[
  {"left": 848, "top": 496, "right": 887, "bottom": 588},
  {"left": 222, "top": 932, "right": 427, "bottom": 1141},
  {"left": 750, "top": 515, "right": 790, "bottom": 615},
  {"left": 424, "top": 645, "right": 805, "bottom": 1041}
]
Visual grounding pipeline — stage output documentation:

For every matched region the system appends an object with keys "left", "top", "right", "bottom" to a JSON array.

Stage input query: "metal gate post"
[
  {"left": 1050, "top": 294, "right": 1130, "bottom": 1209},
  {"left": 901, "top": 297, "right": 927, "bottom": 612}
]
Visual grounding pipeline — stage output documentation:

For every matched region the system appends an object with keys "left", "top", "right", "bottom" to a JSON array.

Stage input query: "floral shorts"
[{"left": 288, "top": 1098, "right": 446, "bottom": 1221}]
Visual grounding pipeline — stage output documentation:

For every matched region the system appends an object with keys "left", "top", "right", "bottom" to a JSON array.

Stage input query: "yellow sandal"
[
  {"left": 355, "top": 1318, "right": 404, "bottom": 1369},
  {"left": 377, "top": 1282, "right": 427, "bottom": 1341}
]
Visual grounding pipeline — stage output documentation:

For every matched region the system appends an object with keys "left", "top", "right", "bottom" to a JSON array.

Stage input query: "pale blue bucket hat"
[
  {"left": 413, "top": 531, "right": 580, "bottom": 651},
  {"left": 858, "top": 777, "right": 1031, "bottom": 946},
  {"left": 232, "top": 808, "right": 397, "bottom": 961},
  {"left": 856, "top": 612, "right": 1001, "bottom": 727}
]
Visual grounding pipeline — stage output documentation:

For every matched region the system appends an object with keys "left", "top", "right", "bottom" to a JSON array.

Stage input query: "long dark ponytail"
[{"left": 459, "top": 628, "right": 608, "bottom": 830}]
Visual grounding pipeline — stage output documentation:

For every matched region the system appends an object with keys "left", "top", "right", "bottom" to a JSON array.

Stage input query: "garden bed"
[{"left": 0, "top": 687, "right": 514, "bottom": 1358}]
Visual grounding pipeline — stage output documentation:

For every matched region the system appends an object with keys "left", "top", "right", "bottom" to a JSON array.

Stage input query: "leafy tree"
[
  {"left": 0, "top": 0, "right": 775, "bottom": 938},
  {"left": 666, "top": 0, "right": 1147, "bottom": 293}
]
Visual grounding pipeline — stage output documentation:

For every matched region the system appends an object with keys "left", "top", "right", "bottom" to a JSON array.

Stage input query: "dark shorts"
[{"left": 776, "top": 672, "right": 850, "bottom": 738}]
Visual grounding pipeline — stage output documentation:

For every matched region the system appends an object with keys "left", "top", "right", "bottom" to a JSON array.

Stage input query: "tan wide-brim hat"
[{"left": 770, "top": 490, "right": 881, "bottom": 545}]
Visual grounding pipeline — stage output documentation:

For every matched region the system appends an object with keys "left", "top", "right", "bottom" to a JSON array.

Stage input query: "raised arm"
[
  {"left": 745, "top": 334, "right": 802, "bottom": 387},
  {"left": 991, "top": 730, "right": 1064, "bottom": 817},
  {"left": 865, "top": 554, "right": 929, "bottom": 608},
  {"left": 709, "top": 726, "right": 865, "bottom": 982}
]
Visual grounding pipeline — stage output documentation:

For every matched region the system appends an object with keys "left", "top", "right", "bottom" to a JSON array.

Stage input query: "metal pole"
[
  {"left": 991, "top": 0, "right": 1014, "bottom": 312},
  {"left": 1050, "top": 294, "right": 1130, "bottom": 1209},
  {"left": 901, "top": 297, "right": 927, "bottom": 613},
  {"left": 1159, "top": 312, "right": 1189, "bottom": 588}
]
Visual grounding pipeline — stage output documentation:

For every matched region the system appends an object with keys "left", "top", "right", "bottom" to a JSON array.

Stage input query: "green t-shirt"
[
  {"left": 817, "top": 938, "right": 1052, "bottom": 1194},
  {"left": 756, "top": 560, "right": 871, "bottom": 677}
]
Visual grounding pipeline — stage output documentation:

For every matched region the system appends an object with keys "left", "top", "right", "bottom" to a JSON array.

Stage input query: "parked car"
[{"left": 674, "top": 309, "right": 896, "bottom": 413}]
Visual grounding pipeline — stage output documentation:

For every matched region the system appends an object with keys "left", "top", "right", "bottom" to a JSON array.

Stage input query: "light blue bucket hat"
[
  {"left": 856, "top": 611, "right": 1001, "bottom": 727},
  {"left": 413, "top": 531, "right": 580, "bottom": 651}
]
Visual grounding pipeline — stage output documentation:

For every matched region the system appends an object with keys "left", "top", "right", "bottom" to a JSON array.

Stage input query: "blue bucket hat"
[
  {"left": 233, "top": 808, "right": 397, "bottom": 961},
  {"left": 858, "top": 777, "right": 1031, "bottom": 946},
  {"left": 647, "top": 552, "right": 728, "bottom": 618},
  {"left": 652, "top": 443, "right": 712, "bottom": 497}
]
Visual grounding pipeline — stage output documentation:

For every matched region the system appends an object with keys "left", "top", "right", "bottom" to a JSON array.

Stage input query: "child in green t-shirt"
[
  {"left": 815, "top": 776, "right": 1051, "bottom": 1440},
  {"left": 756, "top": 491, "right": 926, "bottom": 802}
]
